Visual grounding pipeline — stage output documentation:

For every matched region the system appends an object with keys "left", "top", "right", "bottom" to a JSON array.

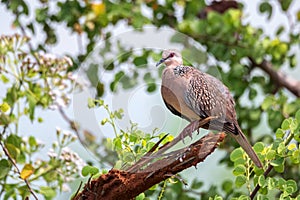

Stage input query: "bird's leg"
[{"left": 180, "top": 116, "right": 218, "bottom": 142}]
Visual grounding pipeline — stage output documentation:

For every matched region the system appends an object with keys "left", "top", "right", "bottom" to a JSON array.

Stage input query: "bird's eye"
[{"left": 169, "top": 53, "right": 175, "bottom": 57}]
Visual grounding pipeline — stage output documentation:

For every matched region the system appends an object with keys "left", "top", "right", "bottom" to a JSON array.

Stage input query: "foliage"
[
  {"left": 1, "top": 0, "right": 300, "bottom": 199},
  {"left": 0, "top": 35, "right": 84, "bottom": 199},
  {"left": 86, "top": 98, "right": 173, "bottom": 170}
]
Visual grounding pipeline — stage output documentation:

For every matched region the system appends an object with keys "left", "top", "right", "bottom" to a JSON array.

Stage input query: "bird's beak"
[{"left": 156, "top": 57, "right": 167, "bottom": 67}]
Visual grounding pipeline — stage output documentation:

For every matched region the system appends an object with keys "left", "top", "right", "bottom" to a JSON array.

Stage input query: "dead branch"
[
  {"left": 127, "top": 117, "right": 216, "bottom": 173},
  {"left": 72, "top": 132, "right": 225, "bottom": 200},
  {"left": 249, "top": 57, "right": 300, "bottom": 97}
]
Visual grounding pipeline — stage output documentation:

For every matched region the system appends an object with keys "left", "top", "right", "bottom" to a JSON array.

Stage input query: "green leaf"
[
  {"left": 277, "top": 142, "right": 285, "bottom": 155},
  {"left": 88, "top": 98, "right": 96, "bottom": 108},
  {"left": 258, "top": 186, "right": 268, "bottom": 195},
  {"left": 279, "top": 0, "right": 292, "bottom": 11},
  {"left": 26, "top": 93, "right": 37, "bottom": 121},
  {"left": 296, "top": 109, "right": 300, "bottom": 123},
  {"left": 17, "top": 185, "right": 31, "bottom": 199},
  {"left": 0, "top": 74, "right": 9, "bottom": 83},
  {"left": 123, "top": 152, "right": 135, "bottom": 163},
  {"left": 235, "top": 175, "right": 247, "bottom": 187},
  {"left": 262, "top": 96, "right": 273, "bottom": 110},
  {"left": 291, "top": 150, "right": 300, "bottom": 164},
  {"left": 233, "top": 165, "right": 246, "bottom": 176},
  {"left": 275, "top": 26, "right": 285, "bottom": 36},
  {"left": 253, "top": 142, "right": 265, "bottom": 153},
  {"left": 114, "top": 109, "right": 123, "bottom": 119},
  {"left": 43, "top": 170, "right": 58, "bottom": 182},
  {"left": 275, "top": 129, "right": 285, "bottom": 139},
  {"left": 86, "top": 64, "right": 99, "bottom": 87},
  {"left": 28, "top": 136, "right": 37, "bottom": 147},
  {"left": 136, "top": 193, "right": 145, "bottom": 200},
  {"left": 170, "top": 32, "right": 187, "bottom": 44},
  {"left": 113, "top": 137, "right": 122, "bottom": 150},
  {"left": 286, "top": 179, "right": 297, "bottom": 194},
  {"left": 133, "top": 56, "right": 147, "bottom": 67},
  {"left": 270, "top": 156, "right": 284, "bottom": 167},
  {"left": 35, "top": 8, "right": 48, "bottom": 23},
  {"left": 230, "top": 148, "right": 243, "bottom": 162},
  {"left": 114, "top": 160, "right": 123, "bottom": 169},
  {"left": 0, "top": 113, "right": 10, "bottom": 125},
  {"left": 146, "top": 83, "right": 156, "bottom": 92},
  {"left": 101, "top": 118, "right": 108, "bottom": 125},
  {"left": 259, "top": 1, "right": 273, "bottom": 19},
  {"left": 0, "top": 159, "right": 11, "bottom": 179},
  {"left": 237, "top": 195, "right": 250, "bottom": 200},
  {"left": 267, "top": 177, "right": 276, "bottom": 190},
  {"left": 213, "top": 195, "right": 223, "bottom": 200},
  {"left": 266, "top": 149, "right": 276, "bottom": 160},
  {"left": 81, "top": 165, "right": 99, "bottom": 177},
  {"left": 191, "top": 179, "right": 203, "bottom": 189},
  {"left": 40, "top": 186, "right": 57, "bottom": 200},
  {"left": 104, "top": 60, "right": 114, "bottom": 71},
  {"left": 6, "top": 134, "right": 22, "bottom": 148},
  {"left": 143, "top": 72, "right": 153, "bottom": 83},
  {"left": 281, "top": 119, "right": 290, "bottom": 130},
  {"left": 5, "top": 143, "right": 20, "bottom": 160},
  {"left": 258, "top": 175, "right": 266, "bottom": 187},
  {"left": 222, "top": 180, "right": 233, "bottom": 193},
  {"left": 270, "top": 157, "right": 284, "bottom": 173},
  {"left": 96, "top": 82, "right": 105, "bottom": 97}
]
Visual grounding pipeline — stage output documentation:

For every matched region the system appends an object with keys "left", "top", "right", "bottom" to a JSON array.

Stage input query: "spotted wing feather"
[{"left": 184, "top": 69, "right": 236, "bottom": 124}]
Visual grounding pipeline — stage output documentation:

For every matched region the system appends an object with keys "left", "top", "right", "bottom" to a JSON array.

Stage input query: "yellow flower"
[{"left": 91, "top": 2, "right": 106, "bottom": 16}]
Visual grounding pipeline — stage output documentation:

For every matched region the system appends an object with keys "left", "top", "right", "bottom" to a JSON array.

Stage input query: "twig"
[
  {"left": 57, "top": 106, "right": 86, "bottom": 146},
  {"left": 250, "top": 164, "right": 273, "bottom": 199},
  {"left": 0, "top": 126, "right": 38, "bottom": 200},
  {"left": 249, "top": 57, "right": 300, "bottom": 97},
  {"left": 250, "top": 130, "right": 294, "bottom": 199}
]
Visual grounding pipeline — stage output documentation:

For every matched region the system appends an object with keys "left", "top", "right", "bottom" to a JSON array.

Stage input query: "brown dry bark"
[{"left": 72, "top": 132, "right": 225, "bottom": 200}]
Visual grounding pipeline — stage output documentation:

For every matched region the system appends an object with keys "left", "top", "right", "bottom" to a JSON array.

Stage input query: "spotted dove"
[{"left": 156, "top": 49, "right": 262, "bottom": 168}]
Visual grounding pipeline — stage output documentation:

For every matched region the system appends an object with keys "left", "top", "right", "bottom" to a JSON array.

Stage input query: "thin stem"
[
  {"left": 250, "top": 130, "right": 294, "bottom": 199},
  {"left": 0, "top": 126, "right": 38, "bottom": 200},
  {"left": 250, "top": 164, "right": 273, "bottom": 200},
  {"left": 158, "top": 180, "right": 167, "bottom": 200}
]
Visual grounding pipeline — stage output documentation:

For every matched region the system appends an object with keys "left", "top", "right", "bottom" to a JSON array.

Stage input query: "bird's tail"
[
  {"left": 201, "top": 119, "right": 263, "bottom": 168},
  {"left": 230, "top": 125, "right": 263, "bottom": 168}
]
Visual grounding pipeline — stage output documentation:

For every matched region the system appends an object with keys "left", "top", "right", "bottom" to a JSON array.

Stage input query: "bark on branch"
[
  {"left": 73, "top": 131, "right": 225, "bottom": 200},
  {"left": 249, "top": 57, "right": 300, "bottom": 97}
]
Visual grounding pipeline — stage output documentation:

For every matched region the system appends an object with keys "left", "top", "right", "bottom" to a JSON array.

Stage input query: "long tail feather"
[
  {"left": 201, "top": 120, "right": 263, "bottom": 168},
  {"left": 230, "top": 125, "right": 263, "bottom": 168}
]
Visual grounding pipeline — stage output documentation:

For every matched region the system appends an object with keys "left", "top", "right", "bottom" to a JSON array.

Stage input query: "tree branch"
[
  {"left": 127, "top": 117, "right": 216, "bottom": 173},
  {"left": 249, "top": 57, "right": 300, "bottom": 97},
  {"left": 72, "top": 132, "right": 225, "bottom": 200}
]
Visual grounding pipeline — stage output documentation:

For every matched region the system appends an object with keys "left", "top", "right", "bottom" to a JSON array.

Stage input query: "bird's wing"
[
  {"left": 182, "top": 69, "right": 263, "bottom": 168},
  {"left": 184, "top": 69, "right": 236, "bottom": 123}
]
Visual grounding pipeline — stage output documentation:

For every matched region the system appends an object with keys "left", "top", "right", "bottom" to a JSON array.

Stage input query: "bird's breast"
[{"left": 161, "top": 67, "right": 200, "bottom": 121}]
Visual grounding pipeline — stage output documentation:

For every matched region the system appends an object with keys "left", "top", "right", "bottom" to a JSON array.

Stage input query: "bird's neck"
[{"left": 165, "top": 63, "right": 182, "bottom": 69}]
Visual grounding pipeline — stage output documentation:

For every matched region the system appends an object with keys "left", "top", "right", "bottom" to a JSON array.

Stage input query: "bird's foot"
[
  {"left": 179, "top": 116, "right": 219, "bottom": 143},
  {"left": 179, "top": 120, "right": 200, "bottom": 143}
]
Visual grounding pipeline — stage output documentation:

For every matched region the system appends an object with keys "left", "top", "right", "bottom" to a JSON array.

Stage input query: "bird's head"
[{"left": 156, "top": 49, "right": 183, "bottom": 67}]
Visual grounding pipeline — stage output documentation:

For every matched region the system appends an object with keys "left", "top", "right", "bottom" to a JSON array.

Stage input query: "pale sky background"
[{"left": 1, "top": 0, "right": 300, "bottom": 199}]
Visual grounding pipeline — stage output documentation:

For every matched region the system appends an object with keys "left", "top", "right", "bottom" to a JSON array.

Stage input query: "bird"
[{"left": 156, "top": 49, "right": 263, "bottom": 168}]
